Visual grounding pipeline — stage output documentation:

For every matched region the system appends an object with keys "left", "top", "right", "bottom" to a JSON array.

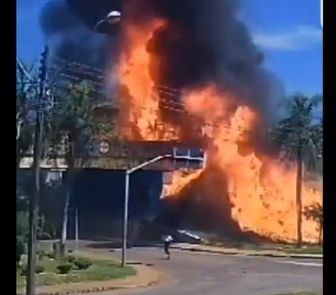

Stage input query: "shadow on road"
[{"left": 86, "top": 241, "right": 163, "bottom": 250}]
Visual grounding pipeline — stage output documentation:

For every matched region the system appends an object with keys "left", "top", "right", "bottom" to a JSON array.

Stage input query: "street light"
[
  {"left": 95, "top": 10, "right": 122, "bottom": 33},
  {"left": 121, "top": 149, "right": 204, "bottom": 267}
]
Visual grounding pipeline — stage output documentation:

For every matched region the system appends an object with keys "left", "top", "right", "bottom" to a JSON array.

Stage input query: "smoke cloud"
[
  {"left": 117, "top": 0, "right": 283, "bottom": 150},
  {"left": 43, "top": 0, "right": 286, "bottom": 238},
  {"left": 57, "top": 0, "right": 283, "bottom": 124},
  {"left": 39, "top": 0, "right": 112, "bottom": 66},
  {"left": 125, "top": 0, "right": 283, "bottom": 125}
]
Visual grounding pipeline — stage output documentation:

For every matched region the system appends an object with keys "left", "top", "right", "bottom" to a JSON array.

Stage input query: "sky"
[{"left": 16, "top": 0, "right": 323, "bottom": 96}]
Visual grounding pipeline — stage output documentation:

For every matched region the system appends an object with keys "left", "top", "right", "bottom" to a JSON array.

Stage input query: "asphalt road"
[{"left": 78, "top": 241, "right": 322, "bottom": 295}]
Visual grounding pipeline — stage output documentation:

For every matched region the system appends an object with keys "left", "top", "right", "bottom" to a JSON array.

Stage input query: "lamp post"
[
  {"left": 121, "top": 155, "right": 170, "bottom": 266},
  {"left": 95, "top": 10, "right": 122, "bottom": 33},
  {"left": 121, "top": 150, "right": 204, "bottom": 267}
]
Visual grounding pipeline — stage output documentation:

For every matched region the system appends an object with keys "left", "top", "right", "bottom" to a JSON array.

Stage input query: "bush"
[
  {"left": 67, "top": 255, "right": 76, "bottom": 263},
  {"left": 57, "top": 263, "right": 73, "bottom": 274},
  {"left": 16, "top": 236, "right": 25, "bottom": 264},
  {"left": 20, "top": 264, "right": 45, "bottom": 275},
  {"left": 74, "top": 258, "right": 92, "bottom": 270}
]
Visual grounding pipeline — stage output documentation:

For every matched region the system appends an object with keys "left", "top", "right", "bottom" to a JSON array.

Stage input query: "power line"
[{"left": 18, "top": 57, "right": 322, "bottom": 136}]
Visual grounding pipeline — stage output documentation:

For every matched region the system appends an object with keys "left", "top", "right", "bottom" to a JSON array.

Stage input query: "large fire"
[
  {"left": 117, "top": 20, "right": 322, "bottom": 243},
  {"left": 117, "top": 19, "right": 182, "bottom": 141}
]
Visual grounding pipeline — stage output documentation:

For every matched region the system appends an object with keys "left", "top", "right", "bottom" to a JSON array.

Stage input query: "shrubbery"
[
  {"left": 74, "top": 257, "right": 92, "bottom": 270},
  {"left": 57, "top": 263, "right": 73, "bottom": 274},
  {"left": 67, "top": 255, "right": 76, "bottom": 263}
]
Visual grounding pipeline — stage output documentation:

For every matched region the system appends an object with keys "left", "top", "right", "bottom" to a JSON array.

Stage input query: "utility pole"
[{"left": 26, "top": 46, "right": 49, "bottom": 295}]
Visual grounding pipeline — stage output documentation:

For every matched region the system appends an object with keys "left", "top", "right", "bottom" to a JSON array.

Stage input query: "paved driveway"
[{"left": 78, "top": 241, "right": 322, "bottom": 295}]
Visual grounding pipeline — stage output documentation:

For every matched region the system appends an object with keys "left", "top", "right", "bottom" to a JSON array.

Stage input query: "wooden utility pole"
[{"left": 26, "top": 46, "right": 49, "bottom": 295}]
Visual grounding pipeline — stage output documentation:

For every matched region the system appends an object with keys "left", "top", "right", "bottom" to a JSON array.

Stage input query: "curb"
[
  {"left": 17, "top": 276, "right": 159, "bottom": 295},
  {"left": 18, "top": 283, "right": 156, "bottom": 295},
  {"left": 172, "top": 246, "right": 323, "bottom": 260},
  {"left": 16, "top": 260, "right": 164, "bottom": 295}
]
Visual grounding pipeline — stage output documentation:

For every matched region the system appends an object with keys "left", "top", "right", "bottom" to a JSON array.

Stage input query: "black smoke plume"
[
  {"left": 59, "top": 0, "right": 283, "bottom": 124},
  {"left": 45, "top": 0, "right": 284, "bottom": 237},
  {"left": 40, "top": 0, "right": 113, "bottom": 67}
]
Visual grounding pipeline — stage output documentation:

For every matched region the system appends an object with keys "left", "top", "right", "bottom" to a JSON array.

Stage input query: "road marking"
[{"left": 276, "top": 260, "right": 323, "bottom": 267}]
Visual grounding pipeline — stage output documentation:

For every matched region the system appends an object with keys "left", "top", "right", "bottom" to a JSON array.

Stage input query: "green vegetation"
[
  {"left": 202, "top": 238, "right": 322, "bottom": 255},
  {"left": 303, "top": 203, "right": 323, "bottom": 245},
  {"left": 274, "top": 292, "right": 322, "bottom": 295},
  {"left": 73, "top": 257, "right": 93, "bottom": 270},
  {"left": 57, "top": 263, "right": 73, "bottom": 274},
  {"left": 47, "top": 81, "right": 113, "bottom": 257},
  {"left": 280, "top": 246, "right": 322, "bottom": 255},
  {"left": 16, "top": 255, "right": 136, "bottom": 292},
  {"left": 16, "top": 65, "right": 35, "bottom": 166},
  {"left": 270, "top": 94, "right": 322, "bottom": 247}
]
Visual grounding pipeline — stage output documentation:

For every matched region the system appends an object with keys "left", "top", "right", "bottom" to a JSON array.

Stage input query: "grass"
[
  {"left": 16, "top": 255, "right": 136, "bottom": 291},
  {"left": 280, "top": 246, "right": 323, "bottom": 255},
  {"left": 202, "top": 239, "right": 322, "bottom": 255},
  {"left": 274, "top": 292, "right": 322, "bottom": 295}
]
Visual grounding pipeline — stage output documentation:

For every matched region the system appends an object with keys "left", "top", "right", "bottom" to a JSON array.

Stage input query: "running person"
[{"left": 163, "top": 235, "right": 173, "bottom": 259}]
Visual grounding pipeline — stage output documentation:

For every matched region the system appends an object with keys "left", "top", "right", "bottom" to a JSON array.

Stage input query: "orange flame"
[
  {"left": 116, "top": 19, "right": 322, "bottom": 243},
  {"left": 117, "top": 19, "right": 181, "bottom": 141},
  {"left": 182, "top": 86, "right": 322, "bottom": 242}
]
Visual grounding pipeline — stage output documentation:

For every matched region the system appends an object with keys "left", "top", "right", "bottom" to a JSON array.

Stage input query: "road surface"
[{"left": 73, "top": 241, "right": 322, "bottom": 295}]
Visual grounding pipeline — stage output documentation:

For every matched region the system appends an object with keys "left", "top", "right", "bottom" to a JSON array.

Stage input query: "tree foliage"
[
  {"left": 47, "top": 81, "right": 111, "bottom": 162},
  {"left": 16, "top": 66, "right": 36, "bottom": 166},
  {"left": 270, "top": 94, "right": 322, "bottom": 174},
  {"left": 269, "top": 94, "right": 322, "bottom": 247},
  {"left": 46, "top": 80, "right": 113, "bottom": 257},
  {"left": 304, "top": 202, "right": 323, "bottom": 224},
  {"left": 304, "top": 202, "right": 323, "bottom": 245}
]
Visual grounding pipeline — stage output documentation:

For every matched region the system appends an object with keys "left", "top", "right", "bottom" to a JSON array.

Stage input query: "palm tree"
[{"left": 270, "top": 94, "right": 322, "bottom": 247}]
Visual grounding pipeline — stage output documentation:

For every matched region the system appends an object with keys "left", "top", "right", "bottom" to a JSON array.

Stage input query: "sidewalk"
[{"left": 171, "top": 243, "right": 323, "bottom": 259}]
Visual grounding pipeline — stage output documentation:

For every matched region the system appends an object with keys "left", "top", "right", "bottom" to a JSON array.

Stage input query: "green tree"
[
  {"left": 48, "top": 81, "right": 111, "bottom": 257},
  {"left": 304, "top": 202, "right": 323, "bottom": 245},
  {"left": 270, "top": 94, "right": 322, "bottom": 247},
  {"left": 16, "top": 68, "right": 35, "bottom": 167}
]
